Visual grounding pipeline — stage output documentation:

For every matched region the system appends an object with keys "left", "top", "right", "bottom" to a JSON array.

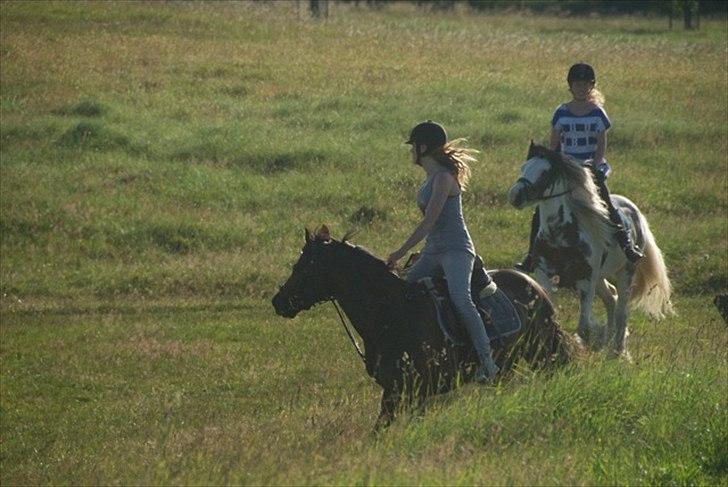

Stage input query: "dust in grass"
[
  {"left": 349, "top": 206, "right": 387, "bottom": 225},
  {"left": 219, "top": 84, "right": 248, "bottom": 98},
  {"left": 496, "top": 111, "right": 524, "bottom": 124},
  {"left": 231, "top": 150, "right": 330, "bottom": 174},
  {"left": 56, "top": 121, "right": 144, "bottom": 155},
  {"left": 1, "top": 122, "right": 62, "bottom": 148},
  {"left": 120, "top": 334, "right": 217, "bottom": 360},
  {"left": 53, "top": 100, "right": 107, "bottom": 117}
]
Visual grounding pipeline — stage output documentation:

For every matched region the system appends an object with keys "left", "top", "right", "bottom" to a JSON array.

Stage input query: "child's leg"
[{"left": 591, "top": 163, "right": 642, "bottom": 262}]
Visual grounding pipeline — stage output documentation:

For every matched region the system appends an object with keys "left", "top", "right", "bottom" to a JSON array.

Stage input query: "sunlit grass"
[{"left": 1, "top": 1, "right": 726, "bottom": 484}]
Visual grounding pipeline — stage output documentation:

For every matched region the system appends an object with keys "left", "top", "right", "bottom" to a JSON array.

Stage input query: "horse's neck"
[
  {"left": 539, "top": 198, "right": 576, "bottom": 234},
  {"left": 538, "top": 194, "right": 608, "bottom": 250},
  {"left": 332, "top": 266, "right": 404, "bottom": 343}
]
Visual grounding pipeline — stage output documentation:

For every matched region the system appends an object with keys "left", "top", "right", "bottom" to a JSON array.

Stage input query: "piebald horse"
[{"left": 508, "top": 143, "right": 673, "bottom": 358}]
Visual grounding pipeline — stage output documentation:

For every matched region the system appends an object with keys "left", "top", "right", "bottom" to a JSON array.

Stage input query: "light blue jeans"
[{"left": 405, "top": 251, "right": 494, "bottom": 367}]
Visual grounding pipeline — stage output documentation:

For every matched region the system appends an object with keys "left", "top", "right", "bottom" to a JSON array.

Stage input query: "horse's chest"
[{"left": 535, "top": 219, "right": 593, "bottom": 288}]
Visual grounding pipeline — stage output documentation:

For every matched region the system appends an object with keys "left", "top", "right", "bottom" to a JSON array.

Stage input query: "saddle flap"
[
  {"left": 416, "top": 276, "right": 522, "bottom": 346},
  {"left": 478, "top": 288, "right": 522, "bottom": 340}
]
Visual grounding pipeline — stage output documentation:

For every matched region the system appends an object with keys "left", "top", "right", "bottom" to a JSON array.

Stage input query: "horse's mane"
[
  {"left": 321, "top": 236, "right": 405, "bottom": 286},
  {"left": 530, "top": 144, "right": 615, "bottom": 242}
]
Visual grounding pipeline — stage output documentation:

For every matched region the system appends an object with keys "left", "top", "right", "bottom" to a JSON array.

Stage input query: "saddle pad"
[{"left": 478, "top": 288, "right": 522, "bottom": 340}]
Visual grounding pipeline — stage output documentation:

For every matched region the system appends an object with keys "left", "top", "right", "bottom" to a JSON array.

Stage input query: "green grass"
[{"left": 1, "top": 1, "right": 726, "bottom": 484}]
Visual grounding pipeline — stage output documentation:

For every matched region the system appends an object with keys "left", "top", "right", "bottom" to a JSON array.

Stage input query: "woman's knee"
[{"left": 449, "top": 292, "right": 477, "bottom": 312}]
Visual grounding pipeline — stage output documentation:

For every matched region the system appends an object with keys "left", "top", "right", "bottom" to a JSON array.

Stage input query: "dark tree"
[{"left": 309, "top": 0, "right": 329, "bottom": 18}]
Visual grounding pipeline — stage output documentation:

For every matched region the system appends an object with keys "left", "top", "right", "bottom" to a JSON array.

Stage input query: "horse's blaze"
[{"left": 508, "top": 183, "right": 527, "bottom": 208}]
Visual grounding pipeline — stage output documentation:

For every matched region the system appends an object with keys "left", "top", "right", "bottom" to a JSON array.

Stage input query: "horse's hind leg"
[
  {"left": 608, "top": 272, "right": 633, "bottom": 360},
  {"left": 596, "top": 279, "right": 617, "bottom": 348}
]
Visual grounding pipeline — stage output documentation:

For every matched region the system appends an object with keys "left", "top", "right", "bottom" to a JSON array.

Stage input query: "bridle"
[
  {"left": 280, "top": 244, "right": 367, "bottom": 365},
  {"left": 516, "top": 172, "right": 572, "bottom": 202}
]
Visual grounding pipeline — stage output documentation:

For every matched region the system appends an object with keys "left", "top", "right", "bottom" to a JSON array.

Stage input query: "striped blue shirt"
[{"left": 551, "top": 104, "right": 611, "bottom": 161}]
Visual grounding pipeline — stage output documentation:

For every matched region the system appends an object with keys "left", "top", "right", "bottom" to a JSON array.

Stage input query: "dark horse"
[{"left": 272, "top": 226, "right": 579, "bottom": 428}]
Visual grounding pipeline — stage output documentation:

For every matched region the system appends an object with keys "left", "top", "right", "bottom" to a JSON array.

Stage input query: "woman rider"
[{"left": 386, "top": 121, "right": 499, "bottom": 383}]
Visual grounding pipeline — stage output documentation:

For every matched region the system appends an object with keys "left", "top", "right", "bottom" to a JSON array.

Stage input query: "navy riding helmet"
[
  {"left": 567, "top": 63, "right": 596, "bottom": 84},
  {"left": 406, "top": 120, "right": 447, "bottom": 151}
]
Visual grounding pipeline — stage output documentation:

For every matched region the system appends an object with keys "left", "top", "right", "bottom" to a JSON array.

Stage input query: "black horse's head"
[
  {"left": 508, "top": 142, "right": 571, "bottom": 209},
  {"left": 272, "top": 226, "right": 337, "bottom": 318}
]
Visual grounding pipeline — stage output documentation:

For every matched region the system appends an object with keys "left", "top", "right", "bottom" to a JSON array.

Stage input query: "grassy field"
[{"left": 1, "top": 1, "right": 726, "bottom": 484}]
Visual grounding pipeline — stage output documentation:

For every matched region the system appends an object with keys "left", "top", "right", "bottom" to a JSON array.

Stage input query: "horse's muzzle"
[
  {"left": 508, "top": 183, "right": 528, "bottom": 209},
  {"left": 272, "top": 291, "right": 299, "bottom": 318}
]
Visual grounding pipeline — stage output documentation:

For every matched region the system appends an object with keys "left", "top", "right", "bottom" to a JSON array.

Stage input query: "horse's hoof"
[
  {"left": 592, "top": 325, "right": 609, "bottom": 350},
  {"left": 606, "top": 349, "right": 632, "bottom": 362}
]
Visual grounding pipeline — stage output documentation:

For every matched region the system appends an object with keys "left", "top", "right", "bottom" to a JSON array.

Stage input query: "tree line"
[{"left": 308, "top": 0, "right": 725, "bottom": 30}]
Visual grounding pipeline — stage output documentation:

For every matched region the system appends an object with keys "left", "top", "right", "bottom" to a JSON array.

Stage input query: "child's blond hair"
[{"left": 589, "top": 87, "right": 605, "bottom": 107}]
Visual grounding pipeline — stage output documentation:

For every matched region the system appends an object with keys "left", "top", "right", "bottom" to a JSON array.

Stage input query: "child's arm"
[
  {"left": 594, "top": 130, "right": 606, "bottom": 165},
  {"left": 550, "top": 127, "right": 561, "bottom": 151}
]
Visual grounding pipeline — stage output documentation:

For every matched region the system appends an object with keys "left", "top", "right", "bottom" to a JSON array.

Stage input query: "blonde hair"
[
  {"left": 430, "top": 138, "right": 478, "bottom": 190},
  {"left": 589, "top": 87, "right": 605, "bottom": 107}
]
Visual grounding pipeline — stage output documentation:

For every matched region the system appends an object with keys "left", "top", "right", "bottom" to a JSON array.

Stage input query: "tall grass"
[{"left": 1, "top": 1, "right": 726, "bottom": 484}]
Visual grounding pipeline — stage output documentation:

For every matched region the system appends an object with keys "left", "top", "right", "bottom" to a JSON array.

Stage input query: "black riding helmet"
[
  {"left": 405, "top": 120, "right": 447, "bottom": 152},
  {"left": 567, "top": 63, "right": 596, "bottom": 84}
]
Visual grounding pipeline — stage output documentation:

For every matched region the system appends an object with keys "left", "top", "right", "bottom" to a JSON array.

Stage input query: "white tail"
[{"left": 631, "top": 217, "right": 674, "bottom": 318}]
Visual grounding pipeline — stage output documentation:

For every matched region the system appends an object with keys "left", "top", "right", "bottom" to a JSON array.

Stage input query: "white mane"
[
  {"left": 555, "top": 155, "right": 616, "bottom": 244},
  {"left": 521, "top": 151, "right": 615, "bottom": 246}
]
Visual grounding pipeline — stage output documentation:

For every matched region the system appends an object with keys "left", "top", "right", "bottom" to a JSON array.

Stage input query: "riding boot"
[
  {"left": 475, "top": 355, "right": 500, "bottom": 384},
  {"left": 515, "top": 207, "right": 540, "bottom": 273},
  {"left": 594, "top": 172, "right": 643, "bottom": 263},
  {"left": 613, "top": 219, "right": 643, "bottom": 263}
]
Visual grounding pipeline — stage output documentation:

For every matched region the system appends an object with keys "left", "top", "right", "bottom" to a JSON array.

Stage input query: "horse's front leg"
[
  {"left": 575, "top": 277, "right": 600, "bottom": 348},
  {"left": 608, "top": 270, "right": 634, "bottom": 360},
  {"left": 533, "top": 267, "right": 556, "bottom": 299},
  {"left": 374, "top": 387, "right": 400, "bottom": 431},
  {"left": 595, "top": 278, "right": 617, "bottom": 342}
]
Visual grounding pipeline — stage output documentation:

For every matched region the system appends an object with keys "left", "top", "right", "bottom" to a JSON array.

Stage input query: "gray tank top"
[{"left": 417, "top": 172, "right": 475, "bottom": 256}]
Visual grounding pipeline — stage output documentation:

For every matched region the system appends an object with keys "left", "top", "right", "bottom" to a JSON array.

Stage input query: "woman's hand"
[{"left": 386, "top": 248, "right": 407, "bottom": 268}]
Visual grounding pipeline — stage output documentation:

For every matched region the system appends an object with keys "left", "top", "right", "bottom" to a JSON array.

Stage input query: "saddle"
[{"left": 405, "top": 255, "right": 523, "bottom": 346}]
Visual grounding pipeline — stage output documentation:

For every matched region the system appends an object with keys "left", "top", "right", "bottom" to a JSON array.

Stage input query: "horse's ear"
[
  {"left": 527, "top": 140, "right": 537, "bottom": 159},
  {"left": 316, "top": 224, "right": 331, "bottom": 242},
  {"left": 305, "top": 228, "right": 313, "bottom": 242}
]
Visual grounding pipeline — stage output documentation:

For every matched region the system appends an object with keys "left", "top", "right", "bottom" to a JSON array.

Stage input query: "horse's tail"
[{"left": 631, "top": 215, "right": 674, "bottom": 319}]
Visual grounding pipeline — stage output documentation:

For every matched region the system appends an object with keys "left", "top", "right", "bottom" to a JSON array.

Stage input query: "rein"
[{"left": 331, "top": 299, "right": 367, "bottom": 365}]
